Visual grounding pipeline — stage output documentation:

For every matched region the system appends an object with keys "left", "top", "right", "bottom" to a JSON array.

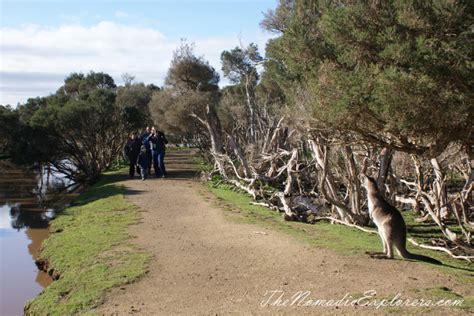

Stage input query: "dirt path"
[{"left": 99, "top": 150, "right": 471, "bottom": 315}]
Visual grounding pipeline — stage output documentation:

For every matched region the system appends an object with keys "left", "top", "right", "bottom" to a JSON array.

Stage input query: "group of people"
[{"left": 124, "top": 126, "right": 168, "bottom": 180}]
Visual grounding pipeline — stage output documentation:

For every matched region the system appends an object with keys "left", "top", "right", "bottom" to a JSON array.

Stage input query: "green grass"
[
  {"left": 192, "top": 155, "right": 214, "bottom": 174},
  {"left": 208, "top": 183, "right": 379, "bottom": 255},
  {"left": 405, "top": 286, "right": 474, "bottom": 313},
  {"left": 404, "top": 211, "right": 465, "bottom": 245},
  {"left": 208, "top": 183, "right": 474, "bottom": 312},
  {"left": 207, "top": 183, "right": 474, "bottom": 279},
  {"left": 25, "top": 170, "right": 150, "bottom": 315}
]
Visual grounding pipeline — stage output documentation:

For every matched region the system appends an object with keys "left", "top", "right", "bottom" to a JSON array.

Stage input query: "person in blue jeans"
[
  {"left": 149, "top": 126, "right": 168, "bottom": 178},
  {"left": 140, "top": 126, "right": 152, "bottom": 174},
  {"left": 137, "top": 145, "right": 149, "bottom": 180}
]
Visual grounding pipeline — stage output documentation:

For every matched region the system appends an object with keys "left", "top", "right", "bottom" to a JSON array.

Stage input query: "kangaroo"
[{"left": 363, "top": 175, "right": 441, "bottom": 265}]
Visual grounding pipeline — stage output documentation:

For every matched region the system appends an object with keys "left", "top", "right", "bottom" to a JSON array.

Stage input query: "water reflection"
[
  {"left": 0, "top": 161, "right": 78, "bottom": 316},
  {"left": 9, "top": 204, "right": 53, "bottom": 230}
]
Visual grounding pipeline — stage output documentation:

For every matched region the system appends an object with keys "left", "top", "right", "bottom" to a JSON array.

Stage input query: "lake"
[{"left": 0, "top": 162, "right": 78, "bottom": 316}]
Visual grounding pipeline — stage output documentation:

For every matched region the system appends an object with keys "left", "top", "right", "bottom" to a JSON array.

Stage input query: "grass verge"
[
  {"left": 24, "top": 170, "right": 149, "bottom": 315},
  {"left": 207, "top": 182, "right": 473, "bottom": 310}
]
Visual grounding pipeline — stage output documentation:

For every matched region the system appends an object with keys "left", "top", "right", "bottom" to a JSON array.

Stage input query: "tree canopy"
[
  {"left": 2, "top": 72, "right": 149, "bottom": 182},
  {"left": 150, "top": 42, "right": 221, "bottom": 147},
  {"left": 165, "top": 42, "right": 220, "bottom": 93},
  {"left": 262, "top": 0, "right": 473, "bottom": 157}
]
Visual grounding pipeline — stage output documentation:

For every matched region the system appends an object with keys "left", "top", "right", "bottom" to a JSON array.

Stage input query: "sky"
[{"left": 0, "top": 0, "right": 278, "bottom": 106}]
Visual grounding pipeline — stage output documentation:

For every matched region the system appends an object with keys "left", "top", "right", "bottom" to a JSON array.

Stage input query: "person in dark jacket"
[
  {"left": 137, "top": 145, "right": 149, "bottom": 180},
  {"left": 149, "top": 126, "right": 168, "bottom": 177},
  {"left": 124, "top": 132, "right": 141, "bottom": 178},
  {"left": 141, "top": 126, "right": 153, "bottom": 174}
]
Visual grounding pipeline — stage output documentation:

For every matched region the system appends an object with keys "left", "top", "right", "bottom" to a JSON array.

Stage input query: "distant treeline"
[{"left": 0, "top": 72, "right": 158, "bottom": 182}]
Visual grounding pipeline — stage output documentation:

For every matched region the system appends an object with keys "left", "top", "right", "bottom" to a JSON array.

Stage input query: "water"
[{"left": 0, "top": 162, "right": 78, "bottom": 316}]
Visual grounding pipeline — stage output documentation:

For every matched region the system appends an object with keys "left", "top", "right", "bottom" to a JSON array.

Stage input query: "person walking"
[
  {"left": 141, "top": 126, "right": 153, "bottom": 174},
  {"left": 137, "top": 145, "right": 149, "bottom": 180},
  {"left": 149, "top": 126, "right": 168, "bottom": 178},
  {"left": 124, "top": 132, "right": 141, "bottom": 178}
]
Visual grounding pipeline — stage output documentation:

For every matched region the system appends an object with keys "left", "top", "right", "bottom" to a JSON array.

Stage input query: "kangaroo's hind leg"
[
  {"left": 367, "top": 227, "right": 390, "bottom": 259},
  {"left": 382, "top": 224, "right": 394, "bottom": 259}
]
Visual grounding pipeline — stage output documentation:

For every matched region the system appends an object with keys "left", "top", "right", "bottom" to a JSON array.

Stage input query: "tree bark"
[
  {"left": 377, "top": 147, "right": 393, "bottom": 197},
  {"left": 244, "top": 75, "right": 257, "bottom": 142},
  {"left": 308, "top": 138, "right": 355, "bottom": 223},
  {"left": 430, "top": 158, "right": 449, "bottom": 219},
  {"left": 228, "top": 135, "right": 251, "bottom": 178},
  {"left": 190, "top": 106, "right": 226, "bottom": 177},
  {"left": 344, "top": 145, "right": 362, "bottom": 215}
]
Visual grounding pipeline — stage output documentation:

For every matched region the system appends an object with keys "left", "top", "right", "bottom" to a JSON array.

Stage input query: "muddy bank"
[
  {"left": 35, "top": 255, "right": 61, "bottom": 282},
  {"left": 23, "top": 171, "right": 149, "bottom": 315}
]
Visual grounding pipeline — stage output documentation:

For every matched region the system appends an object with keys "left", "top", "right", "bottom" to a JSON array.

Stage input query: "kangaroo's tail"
[{"left": 400, "top": 250, "right": 442, "bottom": 265}]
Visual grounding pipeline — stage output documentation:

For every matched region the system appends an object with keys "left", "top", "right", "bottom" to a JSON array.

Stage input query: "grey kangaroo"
[{"left": 363, "top": 175, "right": 441, "bottom": 265}]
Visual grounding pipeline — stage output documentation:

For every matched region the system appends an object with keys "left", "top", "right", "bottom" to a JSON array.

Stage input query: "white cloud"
[
  {"left": 114, "top": 11, "right": 129, "bottom": 18},
  {"left": 0, "top": 21, "right": 273, "bottom": 106},
  {"left": 0, "top": 205, "right": 12, "bottom": 229}
]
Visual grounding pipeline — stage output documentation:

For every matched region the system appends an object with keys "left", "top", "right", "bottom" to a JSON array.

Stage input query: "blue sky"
[{"left": 0, "top": 0, "right": 278, "bottom": 105}]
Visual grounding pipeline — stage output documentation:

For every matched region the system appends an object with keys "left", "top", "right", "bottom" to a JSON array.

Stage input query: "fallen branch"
[
  {"left": 314, "top": 218, "right": 474, "bottom": 262},
  {"left": 276, "top": 192, "right": 298, "bottom": 220},
  {"left": 250, "top": 202, "right": 280, "bottom": 211},
  {"left": 407, "top": 238, "right": 473, "bottom": 263},
  {"left": 413, "top": 213, "right": 431, "bottom": 223},
  {"left": 313, "top": 216, "right": 377, "bottom": 234},
  {"left": 228, "top": 179, "right": 257, "bottom": 199},
  {"left": 395, "top": 195, "right": 416, "bottom": 206}
]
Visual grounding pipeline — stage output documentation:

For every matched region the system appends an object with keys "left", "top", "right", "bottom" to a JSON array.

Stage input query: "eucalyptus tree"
[
  {"left": 150, "top": 42, "right": 223, "bottom": 152},
  {"left": 263, "top": 0, "right": 473, "bottom": 157},
  {"left": 27, "top": 72, "right": 143, "bottom": 182},
  {"left": 0, "top": 105, "right": 20, "bottom": 157},
  {"left": 221, "top": 43, "right": 263, "bottom": 142},
  {"left": 260, "top": 0, "right": 473, "bottom": 252},
  {"left": 116, "top": 82, "right": 156, "bottom": 127}
]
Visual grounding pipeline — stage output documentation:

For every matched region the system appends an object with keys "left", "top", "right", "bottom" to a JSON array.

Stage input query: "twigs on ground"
[
  {"left": 313, "top": 216, "right": 377, "bottom": 234},
  {"left": 407, "top": 238, "right": 473, "bottom": 263}
]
